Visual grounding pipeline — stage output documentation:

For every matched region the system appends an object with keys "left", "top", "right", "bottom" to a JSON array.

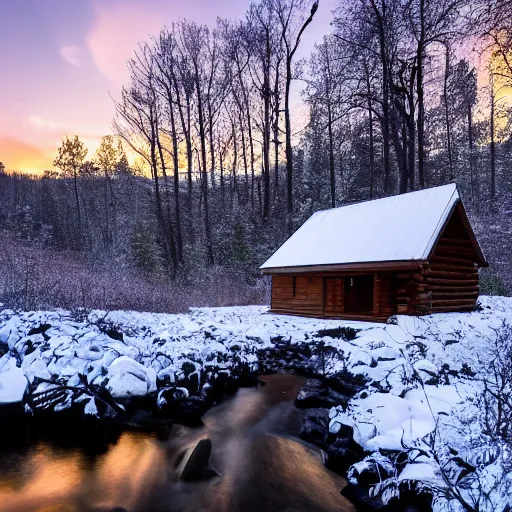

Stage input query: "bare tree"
[{"left": 275, "top": 0, "right": 319, "bottom": 214}]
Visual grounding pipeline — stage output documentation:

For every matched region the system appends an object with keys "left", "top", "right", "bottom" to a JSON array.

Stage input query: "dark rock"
[
  {"left": 299, "top": 408, "right": 329, "bottom": 444},
  {"left": 340, "top": 483, "right": 389, "bottom": 511},
  {"left": 398, "top": 483, "right": 433, "bottom": 512},
  {"left": 336, "top": 423, "right": 354, "bottom": 440},
  {"left": 316, "top": 326, "right": 359, "bottom": 341},
  {"left": 28, "top": 323, "right": 52, "bottom": 338},
  {"left": 173, "top": 396, "right": 209, "bottom": 426},
  {"left": 295, "top": 379, "right": 350, "bottom": 409},
  {"left": 327, "top": 438, "right": 364, "bottom": 474},
  {"left": 352, "top": 459, "right": 393, "bottom": 487}
]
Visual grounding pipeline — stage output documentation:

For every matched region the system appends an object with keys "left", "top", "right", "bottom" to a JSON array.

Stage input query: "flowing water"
[{"left": 0, "top": 375, "right": 356, "bottom": 512}]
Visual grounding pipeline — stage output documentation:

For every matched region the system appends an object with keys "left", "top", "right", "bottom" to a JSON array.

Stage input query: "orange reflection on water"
[
  {"left": 0, "top": 444, "right": 83, "bottom": 512},
  {"left": 0, "top": 433, "right": 165, "bottom": 512},
  {"left": 88, "top": 432, "right": 165, "bottom": 510}
]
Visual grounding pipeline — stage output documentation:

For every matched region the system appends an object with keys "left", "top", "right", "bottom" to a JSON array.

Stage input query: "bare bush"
[{"left": 0, "top": 233, "right": 267, "bottom": 313}]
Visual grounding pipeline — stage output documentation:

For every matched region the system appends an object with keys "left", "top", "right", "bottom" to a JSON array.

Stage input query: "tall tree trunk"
[
  {"left": 168, "top": 90, "right": 184, "bottom": 265},
  {"left": 327, "top": 100, "right": 335, "bottom": 208},
  {"left": 219, "top": 140, "right": 225, "bottom": 209},
  {"left": 490, "top": 84, "right": 496, "bottom": 199},
  {"left": 282, "top": 1, "right": 318, "bottom": 213},
  {"left": 186, "top": 94, "right": 193, "bottom": 214},
  {"left": 232, "top": 123, "right": 239, "bottom": 201},
  {"left": 208, "top": 103, "right": 216, "bottom": 189},
  {"left": 194, "top": 68, "right": 215, "bottom": 265},
  {"left": 273, "top": 59, "right": 281, "bottom": 197},
  {"left": 248, "top": 109, "right": 256, "bottom": 210},
  {"left": 239, "top": 111, "right": 249, "bottom": 203},
  {"left": 150, "top": 137, "right": 171, "bottom": 269},
  {"left": 468, "top": 103, "right": 475, "bottom": 201},
  {"left": 443, "top": 45, "right": 454, "bottom": 182},
  {"left": 408, "top": 112, "right": 416, "bottom": 191},
  {"left": 73, "top": 169, "right": 82, "bottom": 236},
  {"left": 371, "top": 0, "right": 391, "bottom": 193},
  {"left": 368, "top": 102, "right": 375, "bottom": 199},
  {"left": 416, "top": 0, "right": 426, "bottom": 188},
  {"left": 262, "top": 27, "right": 271, "bottom": 219},
  {"left": 392, "top": 105, "right": 408, "bottom": 193},
  {"left": 284, "top": 57, "right": 293, "bottom": 213},
  {"left": 365, "top": 62, "right": 374, "bottom": 199},
  {"left": 175, "top": 83, "right": 193, "bottom": 216},
  {"left": 156, "top": 130, "right": 178, "bottom": 273}
]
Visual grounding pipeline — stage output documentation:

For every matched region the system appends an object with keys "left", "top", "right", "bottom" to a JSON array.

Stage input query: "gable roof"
[{"left": 261, "top": 184, "right": 486, "bottom": 271}]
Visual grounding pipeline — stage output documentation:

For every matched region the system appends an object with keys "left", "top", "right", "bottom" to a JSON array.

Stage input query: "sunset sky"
[{"left": 0, "top": 0, "right": 336, "bottom": 173}]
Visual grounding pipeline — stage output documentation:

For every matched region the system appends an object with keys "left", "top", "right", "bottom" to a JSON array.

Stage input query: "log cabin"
[{"left": 260, "top": 184, "right": 487, "bottom": 321}]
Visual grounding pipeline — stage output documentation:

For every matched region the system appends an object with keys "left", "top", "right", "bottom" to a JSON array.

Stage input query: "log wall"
[
  {"left": 271, "top": 275, "right": 324, "bottom": 316},
  {"left": 271, "top": 272, "right": 397, "bottom": 320},
  {"left": 424, "top": 208, "right": 480, "bottom": 313}
]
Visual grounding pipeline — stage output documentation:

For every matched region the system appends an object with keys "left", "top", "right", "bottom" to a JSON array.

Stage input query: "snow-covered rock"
[
  {"left": 0, "top": 356, "right": 27, "bottom": 404},
  {"left": 105, "top": 356, "right": 157, "bottom": 398}
]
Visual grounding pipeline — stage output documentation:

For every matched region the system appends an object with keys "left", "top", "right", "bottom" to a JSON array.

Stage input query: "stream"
[{"left": 0, "top": 375, "right": 356, "bottom": 512}]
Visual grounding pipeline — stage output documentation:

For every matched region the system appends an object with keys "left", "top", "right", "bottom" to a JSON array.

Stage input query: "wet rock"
[
  {"left": 300, "top": 439, "right": 328, "bottom": 465},
  {"left": 299, "top": 408, "right": 329, "bottom": 444},
  {"left": 295, "top": 378, "right": 350, "bottom": 409},
  {"left": 172, "top": 396, "right": 210, "bottom": 426},
  {"left": 327, "top": 370, "right": 368, "bottom": 397}
]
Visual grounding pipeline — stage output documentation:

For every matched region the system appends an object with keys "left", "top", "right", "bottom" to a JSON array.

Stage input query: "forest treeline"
[{"left": 0, "top": 0, "right": 511, "bottom": 311}]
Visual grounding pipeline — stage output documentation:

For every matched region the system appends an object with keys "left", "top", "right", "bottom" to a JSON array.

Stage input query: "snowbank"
[{"left": 0, "top": 296, "right": 511, "bottom": 510}]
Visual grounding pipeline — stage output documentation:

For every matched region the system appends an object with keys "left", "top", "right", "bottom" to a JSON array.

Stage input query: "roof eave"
[{"left": 260, "top": 260, "right": 426, "bottom": 274}]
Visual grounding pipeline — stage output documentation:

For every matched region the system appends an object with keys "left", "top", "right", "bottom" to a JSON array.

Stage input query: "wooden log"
[
  {"left": 431, "top": 305, "right": 474, "bottom": 312},
  {"left": 432, "top": 290, "right": 479, "bottom": 298},
  {"left": 437, "top": 237, "right": 473, "bottom": 247},
  {"left": 427, "top": 270, "right": 478, "bottom": 279},
  {"left": 428, "top": 263, "right": 478, "bottom": 273},
  {"left": 435, "top": 246, "right": 476, "bottom": 257},
  {"left": 396, "top": 273, "right": 424, "bottom": 281},
  {"left": 430, "top": 255, "right": 477, "bottom": 266},
  {"left": 427, "top": 284, "right": 479, "bottom": 292},
  {"left": 431, "top": 298, "right": 476, "bottom": 306},
  {"left": 426, "top": 278, "right": 478, "bottom": 286}
]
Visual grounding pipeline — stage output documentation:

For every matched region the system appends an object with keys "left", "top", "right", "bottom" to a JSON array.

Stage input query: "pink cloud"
[
  {"left": 87, "top": 1, "right": 164, "bottom": 87},
  {"left": 60, "top": 45, "right": 84, "bottom": 67}
]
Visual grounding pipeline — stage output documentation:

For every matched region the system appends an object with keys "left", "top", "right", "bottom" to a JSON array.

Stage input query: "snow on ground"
[{"left": 0, "top": 296, "right": 511, "bottom": 510}]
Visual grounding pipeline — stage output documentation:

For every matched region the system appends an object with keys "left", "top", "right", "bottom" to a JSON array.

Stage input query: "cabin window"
[
  {"left": 344, "top": 275, "right": 374, "bottom": 314},
  {"left": 292, "top": 276, "right": 297, "bottom": 297}
]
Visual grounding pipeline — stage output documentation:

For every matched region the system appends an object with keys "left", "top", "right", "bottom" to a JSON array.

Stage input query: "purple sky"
[{"left": 0, "top": 0, "right": 336, "bottom": 172}]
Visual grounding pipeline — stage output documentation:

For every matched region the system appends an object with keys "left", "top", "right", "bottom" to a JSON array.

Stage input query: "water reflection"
[{"left": 0, "top": 375, "right": 356, "bottom": 512}]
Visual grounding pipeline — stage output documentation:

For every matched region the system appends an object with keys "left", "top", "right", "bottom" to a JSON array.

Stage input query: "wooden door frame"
[{"left": 323, "top": 276, "right": 344, "bottom": 317}]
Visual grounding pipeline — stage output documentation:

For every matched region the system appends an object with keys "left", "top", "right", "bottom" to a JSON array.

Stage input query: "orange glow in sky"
[{"left": 0, "top": 0, "right": 335, "bottom": 174}]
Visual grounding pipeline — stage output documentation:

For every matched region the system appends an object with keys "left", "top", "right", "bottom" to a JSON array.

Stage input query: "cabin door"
[
  {"left": 324, "top": 278, "right": 344, "bottom": 316},
  {"left": 344, "top": 275, "right": 374, "bottom": 314}
]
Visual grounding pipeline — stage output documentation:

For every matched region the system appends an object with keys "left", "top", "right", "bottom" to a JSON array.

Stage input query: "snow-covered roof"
[{"left": 261, "top": 184, "right": 461, "bottom": 270}]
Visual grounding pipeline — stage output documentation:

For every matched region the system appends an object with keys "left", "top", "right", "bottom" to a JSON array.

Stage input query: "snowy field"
[{"left": 0, "top": 296, "right": 511, "bottom": 511}]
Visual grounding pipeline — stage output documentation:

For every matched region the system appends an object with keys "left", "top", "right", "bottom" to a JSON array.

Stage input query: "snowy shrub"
[
  {"left": 479, "top": 268, "right": 510, "bottom": 297},
  {"left": 477, "top": 323, "right": 512, "bottom": 460},
  {"left": 360, "top": 323, "right": 512, "bottom": 512}
]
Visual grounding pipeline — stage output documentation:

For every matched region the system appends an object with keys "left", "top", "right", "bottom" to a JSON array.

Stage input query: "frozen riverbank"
[{"left": 0, "top": 296, "right": 511, "bottom": 511}]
